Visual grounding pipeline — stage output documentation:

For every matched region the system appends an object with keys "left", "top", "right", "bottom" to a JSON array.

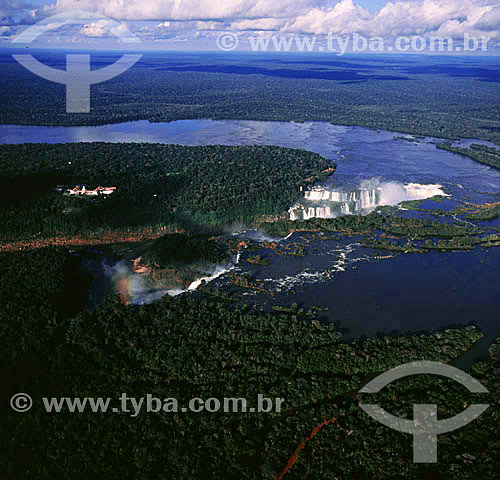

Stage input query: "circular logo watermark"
[
  {"left": 11, "top": 10, "right": 143, "bottom": 113},
  {"left": 10, "top": 393, "right": 33, "bottom": 413},
  {"left": 359, "top": 361, "right": 489, "bottom": 464},
  {"left": 216, "top": 32, "right": 239, "bottom": 51}
]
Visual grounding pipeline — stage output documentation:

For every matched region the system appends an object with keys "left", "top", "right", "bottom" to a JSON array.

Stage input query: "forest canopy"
[{"left": 0, "top": 143, "right": 331, "bottom": 242}]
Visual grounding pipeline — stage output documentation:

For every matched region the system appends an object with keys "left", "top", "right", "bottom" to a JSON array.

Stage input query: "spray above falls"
[{"left": 289, "top": 179, "right": 447, "bottom": 221}]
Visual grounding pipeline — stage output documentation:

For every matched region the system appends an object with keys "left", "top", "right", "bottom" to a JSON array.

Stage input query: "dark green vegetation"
[
  {"left": 140, "top": 234, "right": 227, "bottom": 267},
  {"left": 0, "top": 143, "right": 330, "bottom": 242},
  {"left": 259, "top": 209, "right": 500, "bottom": 254},
  {"left": 261, "top": 210, "right": 472, "bottom": 239},
  {"left": 280, "top": 340, "right": 500, "bottom": 479},
  {"left": 2, "top": 52, "right": 500, "bottom": 144},
  {"left": 436, "top": 143, "right": 500, "bottom": 169},
  {"left": 246, "top": 254, "right": 271, "bottom": 266},
  {"left": 4, "top": 247, "right": 500, "bottom": 479},
  {"left": 394, "top": 136, "right": 421, "bottom": 143},
  {"left": 399, "top": 195, "right": 446, "bottom": 209},
  {"left": 117, "top": 233, "right": 232, "bottom": 292},
  {"left": 464, "top": 202, "right": 500, "bottom": 221}
]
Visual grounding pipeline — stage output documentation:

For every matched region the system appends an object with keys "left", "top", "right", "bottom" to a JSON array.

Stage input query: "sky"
[{"left": 1, "top": 0, "right": 500, "bottom": 52}]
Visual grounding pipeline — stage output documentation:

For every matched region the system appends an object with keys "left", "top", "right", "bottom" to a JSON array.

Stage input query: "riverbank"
[{"left": 0, "top": 228, "right": 169, "bottom": 253}]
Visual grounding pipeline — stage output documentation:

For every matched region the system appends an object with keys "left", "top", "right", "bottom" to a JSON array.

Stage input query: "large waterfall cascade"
[{"left": 289, "top": 182, "right": 447, "bottom": 221}]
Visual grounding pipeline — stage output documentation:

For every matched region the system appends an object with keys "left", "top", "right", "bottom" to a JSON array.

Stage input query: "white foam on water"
[
  {"left": 289, "top": 179, "right": 448, "bottom": 221},
  {"left": 262, "top": 243, "right": 371, "bottom": 292},
  {"left": 187, "top": 264, "right": 233, "bottom": 291}
]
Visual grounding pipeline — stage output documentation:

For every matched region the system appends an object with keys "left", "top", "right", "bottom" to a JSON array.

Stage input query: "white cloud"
[
  {"left": 80, "top": 20, "right": 110, "bottom": 37},
  {"left": 475, "top": 5, "right": 500, "bottom": 31},
  {"left": 369, "top": 0, "right": 471, "bottom": 36},
  {"left": 284, "top": 0, "right": 370, "bottom": 35},
  {"left": 50, "top": 0, "right": 315, "bottom": 21},
  {"left": 79, "top": 19, "right": 132, "bottom": 38},
  {"left": 368, "top": 0, "right": 494, "bottom": 37},
  {"left": 8, "top": 0, "right": 500, "bottom": 46},
  {"left": 283, "top": 0, "right": 500, "bottom": 38},
  {"left": 231, "top": 18, "right": 286, "bottom": 31}
]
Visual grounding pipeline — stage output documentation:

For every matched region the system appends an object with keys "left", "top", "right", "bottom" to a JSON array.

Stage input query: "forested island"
[
  {"left": 436, "top": 143, "right": 500, "bottom": 170},
  {"left": 258, "top": 208, "right": 500, "bottom": 254}
]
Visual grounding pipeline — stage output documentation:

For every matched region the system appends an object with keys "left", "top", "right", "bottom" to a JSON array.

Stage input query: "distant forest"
[
  {"left": 436, "top": 143, "right": 500, "bottom": 169},
  {"left": 1, "top": 53, "right": 500, "bottom": 144}
]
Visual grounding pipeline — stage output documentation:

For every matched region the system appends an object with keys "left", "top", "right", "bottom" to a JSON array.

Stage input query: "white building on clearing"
[{"left": 67, "top": 185, "right": 117, "bottom": 196}]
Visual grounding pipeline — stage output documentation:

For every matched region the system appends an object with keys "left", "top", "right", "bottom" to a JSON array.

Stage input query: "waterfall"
[{"left": 289, "top": 180, "right": 447, "bottom": 221}]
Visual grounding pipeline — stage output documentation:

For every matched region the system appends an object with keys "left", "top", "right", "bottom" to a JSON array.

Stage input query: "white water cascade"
[{"left": 289, "top": 180, "right": 447, "bottom": 221}]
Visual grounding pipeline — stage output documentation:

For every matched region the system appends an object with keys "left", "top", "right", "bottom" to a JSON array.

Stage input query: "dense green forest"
[
  {"left": 3, "top": 247, "right": 499, "bottom": 479},
  {"left": 0, "top": 143, "right": 330, "bottom": 242},
  {"left": 2, "top": 53, "right": 500, "bottom": 145},
  {"left": 140, "top": 234, "right": 227, "bottom": 267},
  {"left": 125, "top": 233, "right": 232, "bottom": 291}
]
